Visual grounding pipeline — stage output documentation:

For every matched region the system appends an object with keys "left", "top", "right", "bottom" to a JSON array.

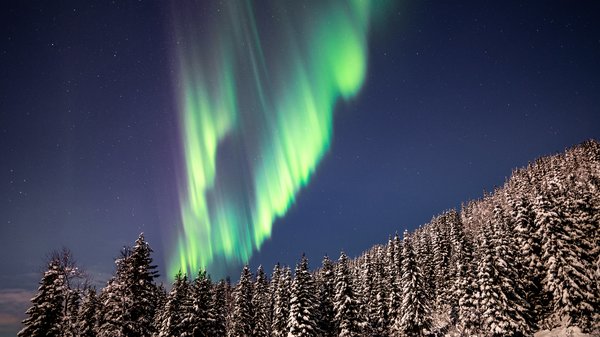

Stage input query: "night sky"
[{"left": 1, "top": 1, "right": 599, "bottom": 335}]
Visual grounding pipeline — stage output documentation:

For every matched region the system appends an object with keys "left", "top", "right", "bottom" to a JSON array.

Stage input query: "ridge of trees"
[{"left": 20, "top": 139, "right": 600, "bottom": 336}]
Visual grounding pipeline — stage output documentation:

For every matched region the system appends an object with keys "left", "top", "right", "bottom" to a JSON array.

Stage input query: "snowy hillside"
[{"left": 18, "top": 140, "right": 600, "bottom": 336}]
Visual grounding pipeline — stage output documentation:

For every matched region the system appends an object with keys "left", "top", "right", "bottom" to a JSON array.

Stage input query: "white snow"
[{"left": 534, "top": 326, "right": 594, "bottom": 337}]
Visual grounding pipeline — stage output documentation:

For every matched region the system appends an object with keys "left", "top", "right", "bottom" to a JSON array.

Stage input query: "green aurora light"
[{"left": 170, "top": 0, "right": 388, "bottom": 277}]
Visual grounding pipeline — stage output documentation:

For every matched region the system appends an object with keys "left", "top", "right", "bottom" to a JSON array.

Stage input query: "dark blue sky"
[{"left": 1, "top": 1, "right": 599, "bottom": 334}]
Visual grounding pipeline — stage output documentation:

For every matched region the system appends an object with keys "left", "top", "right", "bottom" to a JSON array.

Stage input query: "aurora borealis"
[
  {"left": 3, "top": 0, "right": 600, "bottom": 334},
  {"left": 171, "top": 0, "right": 385, "bottom": 276}
]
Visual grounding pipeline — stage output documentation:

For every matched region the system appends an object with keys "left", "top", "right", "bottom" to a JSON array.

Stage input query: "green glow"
[{"left": 170, "top": 0, "right": 388, "bottom": 277}]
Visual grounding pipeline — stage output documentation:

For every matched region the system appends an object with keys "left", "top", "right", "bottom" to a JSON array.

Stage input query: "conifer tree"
[
  {"left": 157, "top": 272, "right": 190, "bottom": 337},
  {"left": 511, "top": 194, "right": 542, "bottom": 325},
  {"left": 188, "top": 270, "right": 213, "bottom": 337},
  {"left": 272, "top": 266, "right": 291, "bottom": 337},
  {"left": 63, "top": 288, "right": 81, "bottom": 337},
  {"left": 333, "top": 252, "right": 361, "bottom": 337},
  {"left": 536, "top": 181, "right": 598, "bottom": 331},
  {"left": 413, "top": 229, "right": 433, "bottom": 303},
  {"left": 288, "top": 255, "right": 318, "bottom": 337},
  {"left": 211, "top": 280, "right": 228, "bottom": 337},
  {"left": 97, "top": 234, "right": 159, "bottom": 337},
  {"left": 368, "top": 246, "right": 389, "bottom": 337},
  {"left": 253, "top": 265, "right": 271, "bottom": 337},
  {"left": 431, "top": 214, "right": 451, "bottom": 312},
  {"left": 397, "top": 231, "right": 430, "bottom": 337},
  {"left": 76, "top": 287, "right": 98, "bottom": 337},
  {"left": 317, "top": 256, "right": 335, "bottom": 337},
  {"left": 356, "top": 252, "right": 373, "bottom": 334},
  {"left": 18, "top": 259, "right": 66, "bottom": 337},
  {"left": 450, "top": 224, "right": 477, "bottom": 336},
  {"left": 128, "top": 233, "right": 160, "bottom": 336},
  {"left": 387, "top": 234, "right": 403, "bottom": 337},
  {"left": 270, "top": 263, "right": 282, "bottom": 332},
  {"left": 490, "top": 204, "right": 532, "bottom": 335},
  {"left": 231, "top": 265, "right": 254, "bottom": 337}
]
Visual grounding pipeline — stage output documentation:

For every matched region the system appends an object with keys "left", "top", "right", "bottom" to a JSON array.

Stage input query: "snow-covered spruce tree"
[
  {"left": 333, "top": 252, "right": 361, "bottom": 337},
  {"left": 413, "top": 229, "right": 433, "bottom": 304},
  {"left": 566, "top": 178, "right": 598, "bottom": 332},
  {"left": 536, "top": 179, "right": 598, "bottom": 331},
  {"left": 510, "top": 194, "right": 543, "bottom": 326},
  {"left": 223, "top": 277, "right": 235, "bottom": 336},
  {"left": 76, "top": 287, "right": 98, "bottom": 337},
  {"left": 253, "top": 265, "right": 271, "bottom": 337},
  {"left": 447, "top": 209, "right": 467, "bottom": 322},
  {"left": 489, "top": 204, "right": 532, "bottom": 335},
  {"left": 18, "top": 259, "right": 66, "bottom": 337},
  {"left": 96, "top": 257, "right": 129, "bottom": 337},
  {"left": 231, "top": 265, "right": 254, "bottom": 337},
  {"left": 473, "top": 224, "right": 497, "bottom": 336},
  {"left": 357, "top": 251, "right": 374, "bottom": 335},
  {"left": 430, "top": 210, "right": 462, "bottom": 335},
  {"left": 317, "top": 256, "right": 335, "bottom": 337},
  {"left": 157, "top": 271, "right": 191, "bottom": 337},
  {"left": 270, "top": 263, "right": 282, "bottom": 332},
  {"left": 397, "top": 231, "right": 430, "bottom": 337},
  {"left": 211, "top": 279, "right": 228, "bottom": 337},
  {"left": 272, "top": 265, "right": 291, "bottom": 337},
  {"left": 187, "top": 270, "right": 214, "bottom": 337},
  {"left": 473, "top": 215, "right": 529, "bottom": 337},
  {"left": 449, "top": 219, "right": 478, "bottom": 336},
  {"left": 97, "top": 234, "right": 160, "bottom": 337},
  {"left": 63, "top": 287, "right": 81, "bottom": 337},
  {"left": 386, "top": 234, "right": 402, "bottom": 337},
  {"left": 368, "top": 246, "right": 390, "bottom": 337},
  {"left": 431, "top": 213, "right": 452, "bottom": 313},
  {"left": 127, "top": 233, "right": 160, "bottom": 336},
  {"left": 288, "top": 255, "right": 318, "bottom": 337}
]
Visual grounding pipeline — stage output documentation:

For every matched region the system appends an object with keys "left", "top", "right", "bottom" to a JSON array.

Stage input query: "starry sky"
[{"left": 1, "top": 1, "right": 599, "bottom": 335}]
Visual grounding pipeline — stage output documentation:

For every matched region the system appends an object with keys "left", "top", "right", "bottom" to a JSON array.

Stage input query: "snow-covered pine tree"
[
  {"left": 186, "top": 270, "right": 215, "bottom": 337},
  {"left": 288, "top": 255, "right": 318, "bottom": 337},
  {"left": 157, "top": 271, "right": 190, "bottom": 337},
  {"left": 413, "top": 229, "right": 433, "bottom": 304},
  {"left": 18, "top": 259, "right": 66, "bottom": 337},
  {"left": 473, "top": 215, "right": 530, "bottom": 337},
  {"left": 447, "top": 209, "right": 467, "bottom": 323},
  {"left": 96, "top": 257, "right": 128, "bottom": 337},
  {"left": 231, "top": 265, "right": 254, "bottom": 337},
  {"left": 536, "top": 179, "right": 598, "bottom": 331},
  {"left": 153, "top": 283, "right": 168, "bottom": 334},
  {"left": 510, "top": 193, "right": 543, "bottom": 326},
  {"left": 272, "top": 265, "right": 291, "bottom": 337},
  {"left": 127, "top": 233, "right": 160, "bottom": 336},
  {"left": 431, "top": 213, "right": 451, "bottom": 313},
  {"left": 368, "top": 246, "right": 389, "bottom": 337},
  {"left": 211, "top": 279, "right": 228, "bottom": 337},
  {"left": 316, "top": 256, "right": 335, "bottom": 337},
  {"left": 333, "top": 252, "right": 361, "bottom": 337},
  {"left": 397, "top": 231, "right": 430, "bottom": 337},
  {"left": 223, "top": 277, "right": 235, "bottom": 336},
  {"left": 429, "top": 210, "right": 461, "bottom": 335},
  {"left": 489, "top": 204, "right": 532, "bottom": 335},
  {"left": 387, "top": 234, "right": 403, "bottom": 337},
  {"left": 449, "top": 215, "right": 477, "bottom": 336},
  {"left": 270, "top": 263, "right": 282, "bottom": 333},
  {"left": 63, "top": 287, "right": 81, "bottom": 337},
  {"left": 97, "top": 234, "right": 159, "bottom": 337},
  {"left": 188, "top": 270, "right": 213, "bottom": 337},
  {"left": 253, "top": 265, "right": 272, "bottom": 337},
  {"left": 76, "top": 287, "right": 98, "bottom": 337}
]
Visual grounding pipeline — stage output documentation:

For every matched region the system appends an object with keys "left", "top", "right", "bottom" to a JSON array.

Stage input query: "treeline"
[{"left": 19, "top": 140, "right": 600, "bottom": 336}]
